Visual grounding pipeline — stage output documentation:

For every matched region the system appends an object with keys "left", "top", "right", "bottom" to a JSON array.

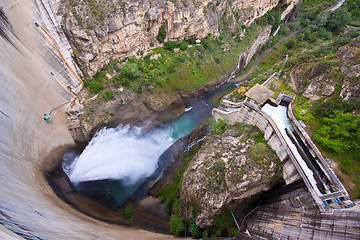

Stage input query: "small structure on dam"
[
  {"left": 213, "top": 84, "right": 353, "bottom": 213},
  {"left": 244, "top": 83, "right": 274, "bottom": 106},
  {"left": 65, "top": 98, "right": 86, "bottom": 145}
]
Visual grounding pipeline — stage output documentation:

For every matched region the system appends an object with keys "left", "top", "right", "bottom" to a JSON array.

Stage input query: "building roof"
[{"left": 244, "top": 83, "right": 274, "bottom": 105}]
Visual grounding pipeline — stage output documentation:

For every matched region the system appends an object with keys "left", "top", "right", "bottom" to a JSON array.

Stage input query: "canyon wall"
[{"left": 60, "top": 0, "right": 297, "bottom": 76}]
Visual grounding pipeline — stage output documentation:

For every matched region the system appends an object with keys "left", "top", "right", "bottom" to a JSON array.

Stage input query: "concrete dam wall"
[{"left": 0, "top": 1, "right": 168, "bottom": 239}]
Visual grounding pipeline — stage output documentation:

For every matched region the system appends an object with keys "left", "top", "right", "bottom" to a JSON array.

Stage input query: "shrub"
[
  {"left": 112, "top": 75, "right": 121, "bottom": 84},
  {"left": 119, "top": 203, "right": 134, "bottom": 219},
  {"left": 326, "top": 8, "right": 351, "bottom": 33},
  {"left": 157, "top": 25, "right": 167, "bottom": 43},
  {"left": 285, "top": 38, "right": 296, "bottom": 49},
  {"left": 179, "top": 41, "right": 189, "bottom": 51},
  {"left": 189, "top": 38, "right": 196, "bottom": 45},
  {"left": 176, "top": 54, "right": 187, "bottom": 63},
  {"left": 121, "top": 61, "right": 140, "bottom": 83},
  {"left": 315, "top": 98, "right": 360, "bottom": 117},
  {"left": 212, "top": 119, "right": 228, "bottom": 136},
  {"left": 314, "top": 111, "right": 360, "bottom": 152},
  {"left": 249, "top": 142, "right": 267, "bottom": 161},
  {"left": 107, "top": 60, "right": 118, "bottom": 73},
  {"left": 212, "top": 212, "right": 233, "bottom": 237},
  {"left": 102, "top": 90, "right": 114, "bottom": 101},
  {"left": 201, "top": 39, "right": 210, "bottom": 49},
  {"left": 189, "top": 220, "right": 203, "bottom": 238},
  {"left": 202, "top": 229, "right": 209, "bottom": 239},
  {"left": 170, "top": 200, "right": 184, "bottom": 236},
  {"left": 164, "top": 41, "right": 178, "bottom": 50},
  {"left": 318, "top": 27, "right": 332, "bottom": 40},
  {"left": 88, "top": 81, "right": 104, "bottom": 94},
  {"left": 195, "top": 45, "right": 206, "bottom": 53}
]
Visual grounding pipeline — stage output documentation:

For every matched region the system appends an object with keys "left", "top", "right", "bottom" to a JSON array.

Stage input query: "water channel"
[
  {"left": 262, "top": 103, "right": 332, "bottom": 196},
  {"left": 62, "top": 83, "right": 236, "bottom": 206}
]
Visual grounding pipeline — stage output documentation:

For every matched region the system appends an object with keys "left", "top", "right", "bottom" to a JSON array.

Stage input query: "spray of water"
[{"left": 63, "top": 125, "right": 174, "bottom": 184}]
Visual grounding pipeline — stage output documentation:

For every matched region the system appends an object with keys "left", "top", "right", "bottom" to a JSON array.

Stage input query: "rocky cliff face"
[
  {"left": 179, "top": 123, "right": 282, "bottom": 228},
  {"left": 59, "top": 0, "right": 295, "bottom": 76},
  {"left": 289, "top": 35, "right": 360, "bottom": 101}
]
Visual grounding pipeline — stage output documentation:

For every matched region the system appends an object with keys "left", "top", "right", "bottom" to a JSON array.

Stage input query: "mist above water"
[
  {"left": 63, "top": 125, "right": 174, "bottom": 184},
  {"left": 62, "top": 83, "right": 237, "bottom": 205}
]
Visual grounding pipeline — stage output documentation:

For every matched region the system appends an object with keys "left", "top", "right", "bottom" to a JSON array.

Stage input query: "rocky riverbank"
[{"left": 180, "top": 123, "right": 284, "bottom": 229}]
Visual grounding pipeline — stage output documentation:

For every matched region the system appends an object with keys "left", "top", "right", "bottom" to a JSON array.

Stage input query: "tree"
[
  {"left": 170, "top": 200, "right": 184, "bottom": 236},
  {"left": 157, "top": 25, "right": 167, "bottom": 43},
  {"left": 189, "top": 220, "right": 203, "bottom": 238},
  {"left": 102, "top": 90, "right": 114, "bottom": 101},
  {"left": 121, "top": 62, "right": 140, "bottom": 79},
  {"left": 164, "top": 41, "right": 178, "bottom": 50},
  {"left": 88, "top": 81, "right": 104, "bottom": 94},
  {"left": 120, "top": 61, "right": 140, "bottom": 86},
  {"left": 179, "top": 41, "right": 189, "bottom": 51},
  {"left": 326, "top": 8, "right": 351, "bottom": 33},
  {"left": 212, "top": 119, "right": 228, "bottom": 136},
  {"left": 314, "top": 111, "right": 360, "bottom": 152},
  {"left": 201, "top": 39, "right": 210, "bottom": 49}
]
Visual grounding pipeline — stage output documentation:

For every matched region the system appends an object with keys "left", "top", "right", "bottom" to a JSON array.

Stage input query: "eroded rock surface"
[
  {"left": 180, "top": 124, "right": 282, "bottom": 228},
  {"left": 59, "top": 0, "right": 298, "bottom": 76},
  {"left": 290, "top": 36, "right": 360, "bottom": 101}
]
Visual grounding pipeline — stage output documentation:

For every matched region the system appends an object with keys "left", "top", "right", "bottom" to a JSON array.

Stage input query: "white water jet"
[
  {"left": 185, "top": 106, "right": 193, "bottom": 112},
  {"left": 63, "top": 125, "right": 174, "bottom": 184}
]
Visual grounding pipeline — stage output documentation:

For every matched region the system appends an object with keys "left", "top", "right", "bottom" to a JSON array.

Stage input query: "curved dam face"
[{"left": 0, "top": 1, "right": 168, "bottom": 239}]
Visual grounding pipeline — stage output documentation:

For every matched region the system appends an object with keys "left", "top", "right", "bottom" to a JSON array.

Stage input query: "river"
[{"left": 62, "top": 83, "right": 236, "bottom": 206}]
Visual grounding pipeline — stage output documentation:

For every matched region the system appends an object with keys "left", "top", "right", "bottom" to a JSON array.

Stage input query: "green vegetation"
[
  {"left": 120, "top": 58, "right": 141, "bottom": 86},
  {"left": 211, "top": 212, "right": 234, "bottom": 237},
  {"left": 119, "top": 203, "right": 134, "bottom": 219},
  {"left": 314, "top": 98, "right": 360, "bottom": 117},
  {"left": 179, "top": 40, "right": 189, "bottom": 51},
  {"left": 347, "top": 0, "right": 360, "bottom": 26},
  {"left": 83, "top": 23, "right": 260, "bottom": 95},
  {"left": 189, "top": 219, "right": 203, "bottom": 238},
  {"left": 301, "top": 0, "right": 334, "bottom": 9},
  {"left": 170, "top": 200, "right": 185, "bottom": 235},
  {"left": 255, "top": 0, "right": 282, "bottom": 31},
  {"left": 324, "top": 149, "right": 360, "bottom": 199},
  {"left": 314, "top": 111, "right": 360, "bottom": 152},
  {"left": 102, "top": 90, "right": 114, "bottom": 101},
  {"left": 211, "top": 119, "right": 228, "bottom": 136},
  {"left": 326, "top": 8, "right": 351, "bottom": 33},
  {"left": 157, "top": 25, "right": 167, "bottom": 43},
  {"left": 88, "top": 81, "right": 104, "bottom": 94},
  {"left": 163, "top": 41, "right": 177, "bottom": 50},
  {"left": 156, "top": 152, "right": 193, "bottom": 236}
]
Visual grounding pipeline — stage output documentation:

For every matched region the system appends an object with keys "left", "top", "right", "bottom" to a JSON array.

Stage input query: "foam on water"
[{"left": 63, "top": 125, "right": 174, "bottom": 184}]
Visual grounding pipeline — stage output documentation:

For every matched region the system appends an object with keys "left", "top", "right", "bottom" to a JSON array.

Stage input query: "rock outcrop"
[
  {"left": 231, "top": 25, "right": 272, "bottom": 76},
  {"left": 290, "top": 35, "right": 360, "bottom": 101},
  {"left": 179, "top": 123, "right": 282, "bottom": 228},
  {"left": 59, "top": 0, "right": 298, "bottom": 76},
  {"left": 78, "top": 86, "right": 184, "bottom": 138}
]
